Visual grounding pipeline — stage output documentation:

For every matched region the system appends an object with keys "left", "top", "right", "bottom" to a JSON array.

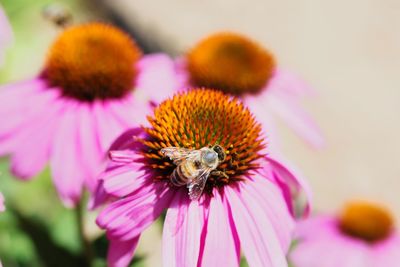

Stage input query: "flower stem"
[{"left": 76, "top": 199, "right": 94, "bottom": 266}]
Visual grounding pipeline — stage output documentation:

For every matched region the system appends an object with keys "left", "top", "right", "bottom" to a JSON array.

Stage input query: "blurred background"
[{"left": 1, "top": 0, "right": 400, "bottom": 266}]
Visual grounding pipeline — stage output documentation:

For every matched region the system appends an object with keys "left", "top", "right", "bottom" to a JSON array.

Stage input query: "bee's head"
[{"left": 212, "top": 145, "right": 226, "bottom": 162}]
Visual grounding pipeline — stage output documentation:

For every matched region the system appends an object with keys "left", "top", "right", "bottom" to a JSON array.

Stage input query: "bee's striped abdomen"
[{"left": 170, "top": 160, "right": 201, "bottom": 186}]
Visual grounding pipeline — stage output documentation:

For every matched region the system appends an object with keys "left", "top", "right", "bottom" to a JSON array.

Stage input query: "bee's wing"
[
  {"left": 161, "top": 147, "right": 201, "bottom": 165},
  {"left": 187, "top": 168, "right": 212, "bottom": 200}
]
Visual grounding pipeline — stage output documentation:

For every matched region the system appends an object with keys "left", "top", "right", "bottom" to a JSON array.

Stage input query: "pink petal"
[
  {"left": 108, "top": 127, "right": 144, "bottom": 152},
  {"left": 291, "top": 236, "right": 369, "bottom": 267},
  {"left": 268, "top": 68, "right": 317, "bottom": 98},
  {"left": 97, "top": 182, "right": 173, "bottom": 241},
  {"left": 89, "top": 127, "right": 145, "bottom": 209},
  {"left": 92, "top": 101, "right": 126, "bottom": 153},
  {"left": 267, "top": 90, "right": 325, "bottom": 149},
  {"left": 50, "top": 102, "right": 84, "bottom": 207},
  {"left": 88, "top": 180, "right": 108, "bottom": 210},
  {"left": 0, "top": 79, "right": 45, "bottom": 117},
  {"left": 0, "top": 81, "right": 59, "bottom": 154},
  {"left": 76, "top": 104, "right": 104, "bottom": 192},
  {"left": 135, "top": 53, "right": 179, "bottom": 104},
  {"left": 291, "top": 216, "right": 370, "bottom": 267},
  {"left": 263, "top": 156, "right": 312, "bottom": 218},
  {"left": 247, "top": 174, "right": 295, "bottom": 252},
  {"left": 243, "top": 96, "right": 282, "bottom": 156},
  {"left": 225, "top": 185, "right": 288, "bottom": 267},
  {"left": 162, "top": 191, "right": 205, "bottom": 267},
  {"left": 10, "top": 100, "right": 62, "bottom": 179},
  {"left": 371, "top": 234, "right": 400, "bottom": 267},
  {"left": 107, "top": 236, "right": 140, "bottom": 267},
  {"left": 198, "top": 191, "right": 240, "bottom": 267},
  {"left": 109, "top": 150, "right": 139, "bottom": 164},
  {"left": 102, "top": 163, "right": 151, "bottom": 197},
  {"left": 0, "top": 79, "right": 57, "bottom": 118},
  {"left": 294, "top": 216, "right": 339, "bottom": 240},
  {"left": 106, "top": 93, "right": 151, "bottom": 128},
  {"left": 173, "top": 57, "right": 192, "bottom": 90}
]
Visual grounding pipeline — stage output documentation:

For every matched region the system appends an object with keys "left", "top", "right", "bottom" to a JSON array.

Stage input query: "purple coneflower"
[
  {"left": 95, "top": 89, "right": 311, "bottom": 267},
  {"left": 175, "top": 32, "right": 324, "bottom": 149},
  {"left": 0, "top": 22, "right": 178, "bottom": 206},
  {"left": 290, "top": 200, "right": 400, "bottom": 267}
]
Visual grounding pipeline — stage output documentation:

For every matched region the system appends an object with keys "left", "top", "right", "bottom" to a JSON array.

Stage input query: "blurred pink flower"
[
  {"left": 0, "top": 22, "right": 178, "bottom": 207},
  {"left": 0, "top": 5, "right": 13, "bottom": 66},
  {"left": 290, "top": 201, "right": 400, "bottom": 267},
  {"left": 175, "top": 32, "right": 324, "bottom": 150},
  {"left": 95, "top": 89, "right": 311, "bottom": 267}
]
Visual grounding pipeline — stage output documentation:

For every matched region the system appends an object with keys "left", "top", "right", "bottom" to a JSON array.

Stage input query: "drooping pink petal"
[
  {"left": 370, "top": 234, "right": 400, "bottom": 267},
  {"left": 97, "top": 182, "right": 173, "bottom": 241},
  {"left": 291, "top": 237, "right": 368, "bottom": 267},
  {"left": 268, "top": 68, "right": 317, "bottom": 98},
  {"left": 0, "top": 81, "right": 60, "bottom": 154},
  {"left": 10, "top": 99, "right": 63, "bottom": 179},
  {"left": 106, "top": 95, "right": 150, "bottom": 128},
  {"left": 247, "top": 174, "right": 295, "bottom": 252},
  {"left": 294, "top": 216, "right": 338, "bottom": 240},
  {"left": 107, "top": 236, "right": 140, "bottom": 267},
  {"left": 225, "top": 185, "right": 288, "bottom": 267},
  {"left": 198, "top": 191, "right": 240, "bottom": 267},
  {"left": 102, "top": 162, "right": 152, "bottom": 197},
  {"left": 263, "top": 156, "right": 312, "bottom": 218},
  {"left": 50, "top": 101, "right": 84, "bottom": 207},
  {"left": 173, "top": 57, "right": 192, "bottom": 90},
  {"left": 291, "top": 216, "right": 370, "bottom": 267},
  {"left": 0, "top": 79, "right": 47, "bottom": 117},
  {"left": 89, "top": 128, "right": 146, "bottom": 209},
  {"left": 267, "top": 90, "right": 325, "bottom": 149},
  {"left": 76, "top": 104, "right": 104, "bottom": 192},
  {"left": 109, "top": 150, "right": 139, "bottom": 164},
  {"left": 92, "top": 101, "right": 127, "bottom": 153},
  {"left": 108, "top": 127, "right": 144, "bottom": 152},
  {"left": 135, "top": 53, "right": 179, "bottom": 104},
  {"left": 243, "top": 96, "right": 281, "bottom": 156},
  {"left": 162, "top": 191, "right": 206, "bottom": 267},
  {"left": 88, "top": 180, "right": 109, "bottom": 210}
]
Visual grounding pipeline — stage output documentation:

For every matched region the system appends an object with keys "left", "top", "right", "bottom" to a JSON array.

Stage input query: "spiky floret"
[
  {"left": 339, "top": 201, "right": 394, "bottom": 243},
  {"left": 44, "top": 22, "right": 142, "bottom": 101},
  {"left": 139, "top": 89, "right": 265, "bottom": 192},
  {"left": 186, "top": 32, "right": 276, "bottom": 95}
]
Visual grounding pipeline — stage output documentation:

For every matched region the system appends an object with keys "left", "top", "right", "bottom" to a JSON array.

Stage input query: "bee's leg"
[
  {"left": 211, "top": 170, "right": 229, "bottom": 183},
  {"left": 210, "top": 170, "right": 229, "bottom": 178}
]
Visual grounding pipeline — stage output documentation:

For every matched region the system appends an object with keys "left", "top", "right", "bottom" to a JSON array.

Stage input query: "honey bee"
[
  {"left": 42, "top": 4, "right": 73, "bottom": 28},
  {"left": 161, "top": 145, "right": 228, "bottom": 200}
]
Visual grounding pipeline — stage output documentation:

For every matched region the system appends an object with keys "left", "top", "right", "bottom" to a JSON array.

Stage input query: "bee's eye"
[
  {"left": 213, "top": 145, "right": 226, "bottom": 161},
  {"left": 212, "top": 145, "right": 220, "bottom": 152}
]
